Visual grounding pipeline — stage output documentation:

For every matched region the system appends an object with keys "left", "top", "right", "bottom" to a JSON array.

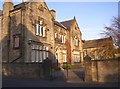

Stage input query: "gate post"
[{"left": 84, "top": 55, "right": 92, "bottom": 82}]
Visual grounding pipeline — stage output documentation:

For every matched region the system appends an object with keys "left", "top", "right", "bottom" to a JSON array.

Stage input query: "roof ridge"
[
  {"left": 85, "top": 37, "right": 112, "bottom": 42},
  {"left": 54, "top": 21, "right": 67, "bottom": 29},
  {"left": 60, "top": 19, "right": 74, "bottom": 23}
]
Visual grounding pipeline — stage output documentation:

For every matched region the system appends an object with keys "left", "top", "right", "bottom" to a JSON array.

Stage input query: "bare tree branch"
[{"left": 101, "top": 17, "right": 120, "bottom": 47}]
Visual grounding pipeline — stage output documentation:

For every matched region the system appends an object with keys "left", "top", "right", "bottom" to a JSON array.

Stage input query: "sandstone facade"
[{"left": 1, "top": 1, "right": 83, "bottom": 64}]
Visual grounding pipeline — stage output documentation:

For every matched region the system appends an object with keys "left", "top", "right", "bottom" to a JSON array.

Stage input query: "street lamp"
[{"left": 66, "top": 62, "right": 68, "bottom": 80}]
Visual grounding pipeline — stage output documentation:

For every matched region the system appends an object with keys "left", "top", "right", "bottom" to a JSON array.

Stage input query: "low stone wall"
[
  {"left": 2, "top": 63, "right": 44, "bottom": 79},
  {"left": 85, "top": 59, "right": 120, "bottom": 83}
]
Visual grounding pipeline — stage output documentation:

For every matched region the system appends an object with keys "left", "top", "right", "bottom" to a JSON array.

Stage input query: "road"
[{"left": 2, "top": 69, "right": 119, "bottom": 87}]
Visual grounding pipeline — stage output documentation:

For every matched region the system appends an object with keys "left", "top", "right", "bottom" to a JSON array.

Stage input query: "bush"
[{"left": 62, "top": 64, "right": 71, "bottom": 69}]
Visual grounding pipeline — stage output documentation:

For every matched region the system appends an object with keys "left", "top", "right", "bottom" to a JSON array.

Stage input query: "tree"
[{"left": 101, "top": 17, "right": 120, "bottom": 48}]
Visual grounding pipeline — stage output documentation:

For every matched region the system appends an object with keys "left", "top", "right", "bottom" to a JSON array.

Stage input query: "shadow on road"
[{"left": 73, "top": 68, "right": 85, "bottom": 81}]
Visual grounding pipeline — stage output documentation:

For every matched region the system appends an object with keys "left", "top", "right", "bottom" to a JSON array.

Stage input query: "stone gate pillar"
[{"left": 84, "top": 55, "right": 92, "bottom": 82}]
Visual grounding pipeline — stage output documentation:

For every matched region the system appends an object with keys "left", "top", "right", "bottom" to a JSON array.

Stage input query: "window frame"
[{"left": 13, "top": 34, "right": 21, "bottom": 49}]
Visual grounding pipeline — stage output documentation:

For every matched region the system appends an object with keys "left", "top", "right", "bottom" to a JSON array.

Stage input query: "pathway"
[{"left": 52, "top": 68, "right": 85, "bottom": 83}]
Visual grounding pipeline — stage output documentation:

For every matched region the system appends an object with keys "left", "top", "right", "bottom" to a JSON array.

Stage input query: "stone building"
[
  {"left": 83, "top": 37, "right": 115, "bottom": 60},
  {"left": 1, "top": 0, "right": 83, "bottom": 65}
]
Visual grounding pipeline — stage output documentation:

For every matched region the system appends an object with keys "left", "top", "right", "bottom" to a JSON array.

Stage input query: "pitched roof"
[
  {"left": 60, "top": 19, "right": 74, "bottom": 30},
  {"left": 83, "top": 37, "right": 113, "bottom": 49},
  {"left": 54, "top": 21, "right": 67, "bottom": 29}
]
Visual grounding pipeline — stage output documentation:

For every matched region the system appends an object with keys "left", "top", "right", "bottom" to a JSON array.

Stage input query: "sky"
[{"left": 0, "top": 1, "right": 118, "bottom": 40}]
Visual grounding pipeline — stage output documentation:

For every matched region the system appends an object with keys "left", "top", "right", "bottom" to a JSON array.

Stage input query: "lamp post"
[{"left": 66, "top": 62, "right": 68, "bottom": 80}]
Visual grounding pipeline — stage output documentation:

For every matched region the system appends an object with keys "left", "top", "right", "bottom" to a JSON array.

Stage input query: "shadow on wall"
[
  {"left": 104, "top": 73, "right": 119, "bottom": 83},
  {"left": 97, "top": 60, "right": 120, "bottom": 83},
  {"left": 1, "top": 19, "right": 65, "bottom": 80}
]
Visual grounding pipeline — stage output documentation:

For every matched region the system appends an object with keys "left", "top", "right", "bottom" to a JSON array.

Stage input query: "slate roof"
[
  {"left": 14, "top": 2, "right": 29, "bottom": 9},
  {"left": 60, "top": 19, "right": 74, "bottom": 30},
  {"left": 54, "top": 21, "right": 67, "bottom": 29},
  {"left": 83, "top": 37, "right": 113, "bottom": 49}
]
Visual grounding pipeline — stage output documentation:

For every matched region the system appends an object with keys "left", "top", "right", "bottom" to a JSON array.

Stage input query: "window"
[
  {"left": 36, "top": 45, "right": 39, "bottom": 62},
  {"left": 13, "top": 35, "right": 20, "bottom": 49},
  {"left": 41, "top": 27, "right": 43, "bottom": 36},
  {"left": 31, "top": 44, "right": 35, "bottom": 49},
  {"left": 40, "top": 50, "right": 43, "bottom": 62},
  {"left": 31, "top": 45, "right": 35, "bottom": 62},
  {"left": 59, "top": 34, "right": 65, "bottom": 43},
  {"left": 31, "top": 45, "right": 49, "bottom": 63},
  {"left": 39, "top": 46, "right": 43, "bottom": 63},
  {"left": 36, "top": 45, "right": 39, "bottom": 50},
  {"left": 63, "top": 50, "right": 66, "bottom": 63},
  {"left": 60, "top": 34, "right": 62, "bottom": 42},
  {"left": 74, "top": 38, "right": 79, "bottom": 46},
  {"left": 36, "top": 50, "right": 39, "bottom": 62},
  {"left": 35, "top": 17, "right": 46, "bottom": 37},
  {"left": 43, "top": 27, "right": 45, "bottom": 37},
  {"left": 74, "top": 52, "right": 80, "bottom": 63},
  {"left": 39, "top": 26, "right": 42, "bottom": 36},
  {"left": 55, "top": 32, "right": 57, "bottom": 38},
  {"left": 63, "top": 54, "right": 66, "bottom": 63},
  {"left": 76, "top": 39, "right": 79, "bottom": 46},
  {"left": 43, "top": 46, "right": 48, "bottom": 60},
  {"left": 63, "top": 36, "right": 66, "bottom": 43},
  {"left": 35, "top": 24, "right": 39, "bottom": 35},
  {"left": 37, "top": 26, "right": 46, "bottom": 37},
  {"left": 74, "top": 54, "right": 80, "bottom": 62},
  {"left": 62, "top": 35, "right": 64, "bottom": 43},
  {"left": 31, "top": 50, "right": 35, "bottom": 62}
]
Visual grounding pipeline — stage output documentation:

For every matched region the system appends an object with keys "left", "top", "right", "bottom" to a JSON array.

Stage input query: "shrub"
[{"left": 62, "top": 64, "right": 71, "bottom": 69}]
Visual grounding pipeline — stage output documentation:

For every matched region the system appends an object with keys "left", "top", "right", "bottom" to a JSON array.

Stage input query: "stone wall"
[
  {"left": 84, "top": 59, "right": 120, "bottom": 83},
  {"left": 2, "top": 63, "right": 44, "bottom": 79}
]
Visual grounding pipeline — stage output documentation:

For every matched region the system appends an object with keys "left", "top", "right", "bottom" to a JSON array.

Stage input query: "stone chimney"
[
  {"left": 2, "top": 0, "right": 14, "bottom": 62},
  {"left": 3, "top": 0, "right": 14, "bottom": 16},
  {"left": 50, "top": 9, "right": 56, "bottom": 20}
]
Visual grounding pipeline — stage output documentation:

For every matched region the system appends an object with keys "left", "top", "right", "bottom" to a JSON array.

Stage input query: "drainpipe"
[{"left": 8, "top": 15, "right": 11, "bottom": 63}]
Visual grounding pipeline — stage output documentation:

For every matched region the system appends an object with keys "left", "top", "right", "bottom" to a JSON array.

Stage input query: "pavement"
[{"left": 2, "top": 69, "right": 120, "bottom": 87}]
